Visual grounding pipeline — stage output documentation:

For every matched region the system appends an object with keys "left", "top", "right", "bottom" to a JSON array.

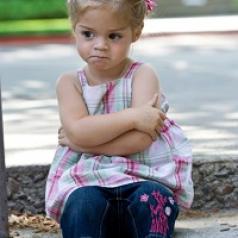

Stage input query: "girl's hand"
[
  {"left": 133, "top": 94, "right": 166, "bottom": 140},
  {"left": 58, "top": 126, "right": 71, "bottom": 146},
  {"left": 58, "top": 126, "right": 86, "bottom": 152}
]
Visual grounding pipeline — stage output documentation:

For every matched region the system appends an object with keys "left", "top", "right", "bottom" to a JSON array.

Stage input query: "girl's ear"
[{"left": 132, "top": 23, "right": 144, "bottom": 42}]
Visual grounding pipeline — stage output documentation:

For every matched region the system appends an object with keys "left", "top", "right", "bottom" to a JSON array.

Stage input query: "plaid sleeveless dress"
[{"left": 45, "top": 62, "right": 194, "bottom": 222}]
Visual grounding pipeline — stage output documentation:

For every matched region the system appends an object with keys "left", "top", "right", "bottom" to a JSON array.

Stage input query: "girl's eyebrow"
[
  {"left": 109, "top": 27, "right": 128, "bottom": 32},
  {"left": 78, "top": 24, "right": 127, "bottom": 32},
  {"left": 78, "top": 25, "right": 95, "bottom": 31}
]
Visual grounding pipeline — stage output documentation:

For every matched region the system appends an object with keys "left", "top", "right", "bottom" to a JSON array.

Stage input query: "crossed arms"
[{"left": 57, "top": 64, "right": 166, "bottom": 156}]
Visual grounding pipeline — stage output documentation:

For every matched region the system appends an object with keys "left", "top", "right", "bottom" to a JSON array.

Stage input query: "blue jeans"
[{"left": 60, "top": 181, "right": 179, "bottom": 238}]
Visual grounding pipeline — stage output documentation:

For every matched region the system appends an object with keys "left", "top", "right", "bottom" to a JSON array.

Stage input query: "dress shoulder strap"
[
  {"left": 124, "top": 62, "right": 143, "bottom": 79},
  {"left": 77, "top": 70, "right": 87, "bottom": 87}
]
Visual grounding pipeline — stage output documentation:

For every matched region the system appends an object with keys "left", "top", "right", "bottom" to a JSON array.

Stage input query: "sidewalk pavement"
[
  {"left": 175, "top": 210, "right": 238, "bottom": 238},
  {"left": 8, "top": 210, "right": 238, "bottom": 238},
  {"left": 143, "top": 15, "right": 238, "bottom": 36}
]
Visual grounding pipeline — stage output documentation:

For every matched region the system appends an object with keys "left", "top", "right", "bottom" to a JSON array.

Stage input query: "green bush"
[
  {"left": 0, "top": 0, "right": 68, "bottom": 21},
  {"left": 233, "top": 0, "right": 238, "bottom": 8},
  {"left": 0, "top": 19, "right": 70, "bottom": 36}
]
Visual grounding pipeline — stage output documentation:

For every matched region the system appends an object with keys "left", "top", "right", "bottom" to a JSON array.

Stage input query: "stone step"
[{"left": 6, "top": 158, "right": 238, "bottom": 216}]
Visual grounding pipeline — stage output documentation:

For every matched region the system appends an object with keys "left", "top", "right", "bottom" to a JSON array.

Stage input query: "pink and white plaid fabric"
[{"left": 45, "top": 62, "right": 194, "bottom": 222}]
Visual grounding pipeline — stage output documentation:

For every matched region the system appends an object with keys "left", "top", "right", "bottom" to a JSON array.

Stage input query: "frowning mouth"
[
  {"left": 89, "top": 56, "right": 109, "bottom": 59},
  {"left": 88, "top": 56, "right": 110, "bottom": 64}
]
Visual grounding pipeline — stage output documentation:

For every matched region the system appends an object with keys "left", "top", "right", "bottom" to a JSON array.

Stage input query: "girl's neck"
[{"left": 84, "top": 58, "right": 132, "bottom": 86}]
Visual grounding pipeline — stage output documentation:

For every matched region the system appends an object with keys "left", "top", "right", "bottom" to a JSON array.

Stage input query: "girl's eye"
[
  {"left": 81, "top": 31, "right": 94, "bottom": 39},
  {"left": 109, "top": 33, "right": 122, "bottom": 40}
]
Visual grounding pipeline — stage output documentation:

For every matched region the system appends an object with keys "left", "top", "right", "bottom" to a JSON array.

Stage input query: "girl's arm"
[
  {"left": 57, "top": 71, "right": 163, "bottom": 148},
  {"left": 128, "top": 63, "right": 164, "bottom": 147},
  {"left": 59, "top": 124, "right": 153, "bottom": 156},
  {"left": 59, "top": 65, "right": 165, "bottom": 155}
]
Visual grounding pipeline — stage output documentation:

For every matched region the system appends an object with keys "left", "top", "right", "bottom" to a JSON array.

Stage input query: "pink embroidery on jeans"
[
  {"left": 165, "top": 206, "right": 172, "bottom": 216},
  {"left": 140, "top": 193, "right": 149, "bottom": 202},
  {"left": 149, "top": 191, "right": 169, "bottom": 235},
  {"left": 168, "top": 196, "right": 175, "bottom": 205}
]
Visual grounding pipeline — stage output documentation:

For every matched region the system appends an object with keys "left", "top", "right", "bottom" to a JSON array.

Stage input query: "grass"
[
  {"left": 0, "top": 18, "right": 71, "bottom": 37},
  {"left": 0, "top": 0, "right": 67, "bottom": 21}
]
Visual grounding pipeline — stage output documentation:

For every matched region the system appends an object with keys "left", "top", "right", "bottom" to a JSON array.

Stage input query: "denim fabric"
[{"left": 60, "top": 181, "right": 179, "bottom": 238}]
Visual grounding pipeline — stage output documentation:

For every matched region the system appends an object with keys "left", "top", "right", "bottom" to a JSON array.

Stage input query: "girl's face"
[{"left": 74, "top": 6, "right": 138, "bottom": 72}]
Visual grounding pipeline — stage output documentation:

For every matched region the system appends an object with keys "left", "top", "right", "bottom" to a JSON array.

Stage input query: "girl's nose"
[{"left": 94, "top": 37, "right": 108, "bottom": 51}]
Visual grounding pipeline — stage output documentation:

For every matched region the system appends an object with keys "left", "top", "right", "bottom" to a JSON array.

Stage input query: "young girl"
[{"left": 45, "top": 0, "right": 194, "bottom": 237}]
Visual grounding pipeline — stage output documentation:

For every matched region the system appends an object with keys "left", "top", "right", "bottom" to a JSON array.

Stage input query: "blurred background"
[
  {"left": 0, "top": 0, "right": 237, "bottom": 166},
  {"left": 0, "top": 0, "right": 238, "bottom": 224},
  {"left": 153, "top": 0, "right": 238, "bottom": 17},
  {"left": 0, "top": 0, "right": 238, "bottom": 37}
]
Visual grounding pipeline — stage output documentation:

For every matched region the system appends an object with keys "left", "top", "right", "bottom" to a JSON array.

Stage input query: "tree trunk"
[{"left": 0, "top": 84, "right": 9, "bottom": 238}]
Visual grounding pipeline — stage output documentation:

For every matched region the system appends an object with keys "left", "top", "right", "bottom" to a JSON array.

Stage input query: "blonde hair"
[{"left": 67, "top": 0, "right": 148, "bottom": 30}]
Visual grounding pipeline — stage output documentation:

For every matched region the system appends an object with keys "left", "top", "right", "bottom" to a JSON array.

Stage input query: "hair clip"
[{"left": 144, "top": 0, "right": 156, "bottom": 11}]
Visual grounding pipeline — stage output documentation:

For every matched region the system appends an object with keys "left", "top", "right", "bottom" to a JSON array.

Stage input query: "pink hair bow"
[{"left": 144, "top": 0, "right": 156, "bottom": 11}]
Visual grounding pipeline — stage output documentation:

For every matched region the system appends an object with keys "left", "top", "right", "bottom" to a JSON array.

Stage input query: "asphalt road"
[{"left": 1, "top": 33, "right": 238, "bottom": 167}]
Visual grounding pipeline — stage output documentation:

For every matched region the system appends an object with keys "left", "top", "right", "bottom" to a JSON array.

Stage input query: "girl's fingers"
[
  {"left": 155, "top": 119, "right": 165, "bottom": 134},
  {"left": 156, "top": 119, "right": 164, "bottom": 130},
  {"left": 149, "top": 130, "right": 157, "bottom": 141},
  {"left": 159, "top": 111, "right": 167, "bottom": 121},
  {"left": 59, "top": 137, "right": 67, "bottom": 146},
  {"left": 156, "top": 127, "right": 161, "bottom": 135},
  {"left": 58, "top": 126, "right": 63, "bottom": 134},
  {"left": 58, "top": 127, "right": 67, "bottom": 144},
  {"left": 58, "top": 128, "right": 66, "bottom": 137},
  {"left": 58, "top": 131, "right": 65, "bottom": 139},
  {"left": 58, "top": 138, "right": 63, "bottom": 145}
]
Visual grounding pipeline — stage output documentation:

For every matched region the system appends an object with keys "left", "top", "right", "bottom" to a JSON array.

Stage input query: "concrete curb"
[{"left": 5, "top": 157, "right": 238, "bottom": 216}]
